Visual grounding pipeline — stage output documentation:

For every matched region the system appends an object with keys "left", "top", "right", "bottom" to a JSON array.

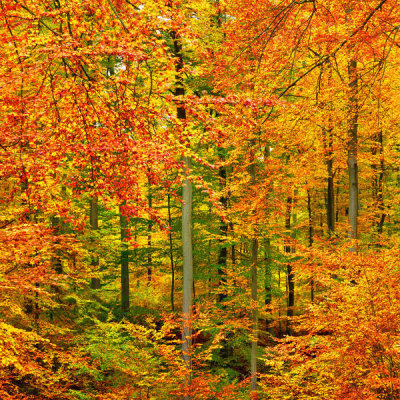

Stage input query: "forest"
[{"left": 1, "top": 0, "right": 400, "bottom": 399}]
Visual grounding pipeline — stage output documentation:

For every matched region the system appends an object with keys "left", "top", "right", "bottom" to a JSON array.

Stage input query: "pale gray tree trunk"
[
  {"left": 168, "top": 193, "right": 175, "bottom": 311},
  {"left": 170, "top": 27, "right": 193, "bottom": 399},
  {"left": 348, "top": 59, "right": 358, "bottom": 252}
]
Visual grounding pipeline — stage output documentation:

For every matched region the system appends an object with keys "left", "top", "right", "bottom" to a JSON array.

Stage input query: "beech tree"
[{"left": 2, "top": 0, "right": 400, "bottom": 399}]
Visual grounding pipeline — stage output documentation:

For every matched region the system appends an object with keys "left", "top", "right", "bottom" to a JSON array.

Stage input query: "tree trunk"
[
  {"left": 264, "top": 238, "right": 273, "bottom": 332},
  {"left": 171, "top": 27, "right": 193, "bottom": 399},
  {"left": 250, "top": 236, "right": 258, "bottom": 392},
  {"left": 181, "top": 156, "right": 193, "bottom": 398},
  {"left": 90, "top": 197, "right": 101, "bottom": 289},
  {"left": 217, "top": 158, "right": 228, "bottom": 304},
  {"left": 372, "top": 129, "right": 385, "bottom": 235},
  {"left": 147, "top": 179, "right": 152, "bottom": 285},
  {"left": 120, "top": 204, "right": 129, "bottom": 313},
  {"left": 336, "top": 185, "right": 340, "bottom": 223},
  {"left": 285, "top": 195, "right": 294, "bottom": 334},
  {"left": 307, "top": 190, "right": 314, "bottom": 303},
  {"left": 264, "top": 145, "right": 273, "bottom": 332},
  {"left": 249, "top": 146, "right": 258, "bottom": 393},
  {"left": 168, "top": 193, "right": 175, "bottom": 311},
  {"left": 326, "top": 130, "right": 335, "bottom": 236},
  {"left": 231, "top": 221, "right": 236, "bottom": 267},
  {"left": 324, "top": 66, "right": 335, "bottom": 236},
  {"left": 348, "top": 59, "right": 358, "bottom": 251}
]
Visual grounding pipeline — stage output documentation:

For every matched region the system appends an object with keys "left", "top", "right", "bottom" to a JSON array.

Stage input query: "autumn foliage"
[{"left": 1, "top": 0, "right": 400, "bottom": 399}]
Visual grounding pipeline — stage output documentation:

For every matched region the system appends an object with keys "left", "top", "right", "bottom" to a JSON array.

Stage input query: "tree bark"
[
  {"left": 285, "top": 195, "right": 294, "bottom": 334},
  {"left": 171, "top": 27, "right": 193, "bottom": 399},
  {"left": 217, "top": 157, "right": 228, "bottom": 304},
  {"left": 120, "top": 204, "right": 129, "bottom": 313},
  {"left": 264, "top": 238, "right": 273, "bottom": 332},
  {"left": 168, "top": 193, "right": 175, "bottom": 311},
  {"left": 324, "top": 66, "right": 335, "bottom": 236},
  {"left": 372, "top": 129, "right": 385, "bottom": 235},
  {"left": 249, "top": 146, "right": 258, "bottom": 393},
  {"left": 250, "top": 236, "right": 258, "bottom": 392},
  {"left": 147, "top": 179, "right": 152, "bottom": 285},
  {"left": 90, "top": 197, "right": 101, "bottom": 289},
  {"left": 348, "top": 59, "right": 358, "bottom": 251},
  {"left": 326, "top": 130, "right": 335, "bottom": 236},
  {"left": 307, "top": 190, "right": 314, "bottom": 303},
  {"left": 181, "top": 155, "right": 193, "bottom": 398},
  {"left": 264, "top": 145, "right": 273, "bottom": 332}
]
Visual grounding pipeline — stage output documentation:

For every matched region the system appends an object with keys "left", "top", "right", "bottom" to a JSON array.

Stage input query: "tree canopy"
[{"left": 1, "top": 0, "right": 400, "bottom": 399}]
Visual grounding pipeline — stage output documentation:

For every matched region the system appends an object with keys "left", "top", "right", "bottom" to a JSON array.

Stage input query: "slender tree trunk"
[
  {"left": 120, "top": 204, "right": 129, "bottom": 313},
  {"left": 249, "top": 146, "right": 258, "bottom": 393},
  {"left": 49, "top": 214, "right": 63, "bottom": 323},
  {"left": 277, "top": 266, "right": 282, "bottom": 337},
  {"left": 326, "top": 131, "right": 335, "bottom": 236},
  {"left": 168, "top": 193, "right": 175, "bottom": 311},
  {"left": 307, "top": 190, "right": 314, "bottom": 303},
  {"left": 250, "top": 236, "right": 258, "bottom": 392},
  {"left": 51, "top": 216, "right": 63, "bottom": 275},
  {"left": 90, "top": 197, "right": 101, "bottom": 289},
  {"left": 285, "top": 195, "right": 294, "bottom": 334},
  {"left": 336, "top": 185, "right": 340, "bottom": 223},
  {"left": 218, "top": 157, "right": 228, "bottom": 303},
  {"left": 231, "top": 221, "right": 236, "bottom": 267},
  {"left": 51, "top": 186, "right": 65, "bottom": 277},
  {"left": 181, "top": 155, "right": 193, "bottom": 398},
  {"left": 264, "top": 145, "right": 273, "bottom": 332},
  {"left": 147, "top": 180, "right": 152, "bottom": 285},
  {"left": 372, "top": 129, "right": 385, "bottom": 235},
  {"left": 171, "top": 27, "right": 193, "bottom": 399},
  {"left": 207, "top": 228, "right": 212, "bottom": 299},
  {"left": 264, "top": 238, "right": 273, "bottom": 332},
  {"left": 323, "top": 66, "right": 335, "bottom": 236},
  {"left": 348, "top": 59, "right": 358, "bottom": 251}
]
